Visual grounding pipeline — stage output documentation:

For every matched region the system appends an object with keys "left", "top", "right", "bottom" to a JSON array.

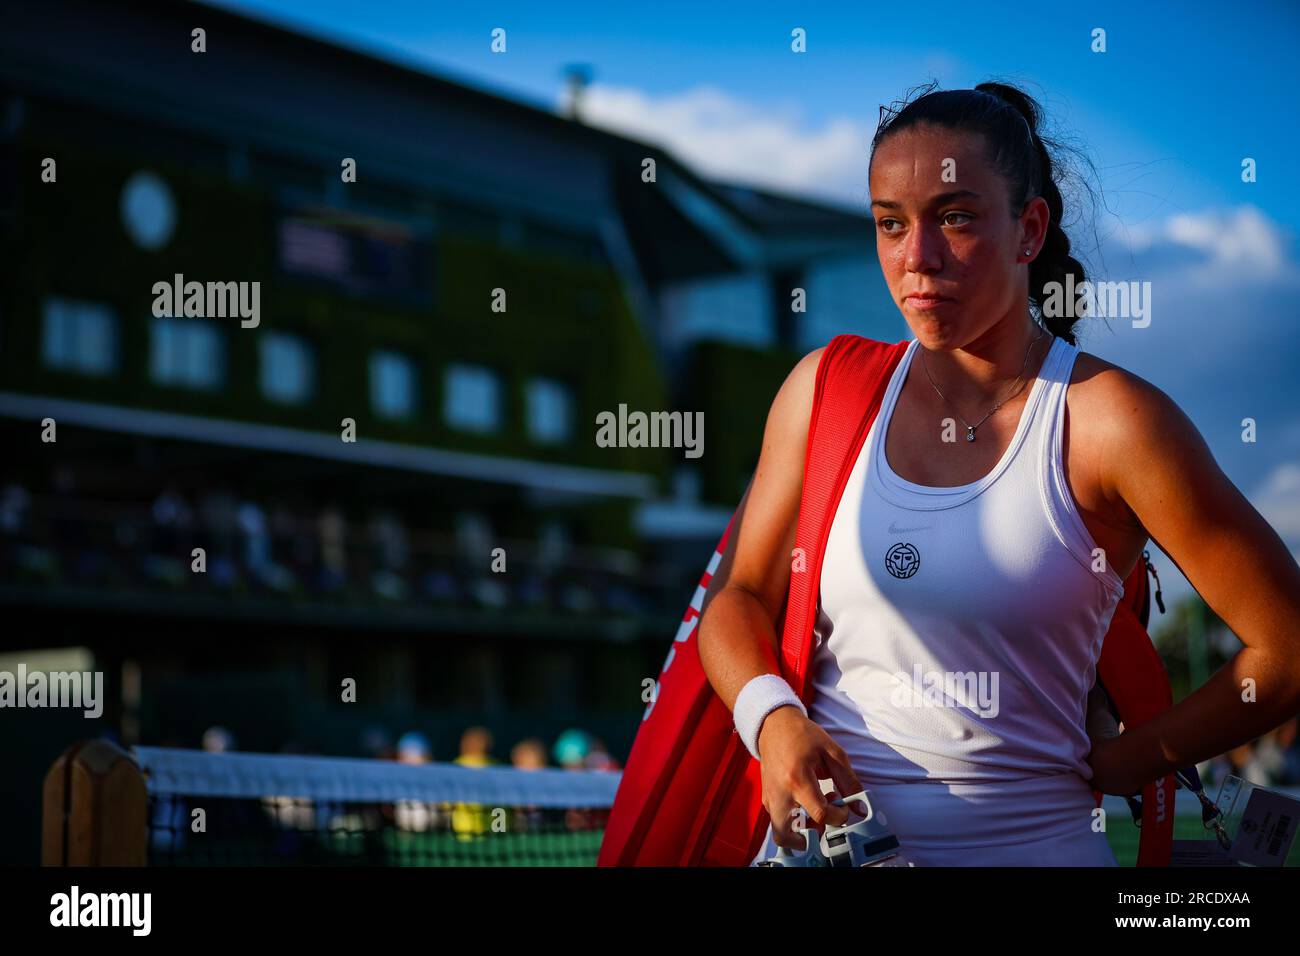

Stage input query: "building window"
[
  {"left": 443, "top": 363, "right": 501, "bottom": 433},
  {"left": 41, "top": 298, "right": 118, "bottom": 376},
  {"left": 660, "top": 271, "right": 774, "bottom": 350},
  {"left": 120, "top": 171, "right": 177, "bottom": 250},
  {"left": 525, "top": 377, "right": 573, "bottom": 444},
  {"left": 801, "top": 256, "right": 901, "bottom": 352},
  {"left": 370, "top": 349, "right": 417, "bottom": 419},
  {"left": 260, "top": 332, "right": 315, "bottom": 405},
  {"left": 149, "top": 316, "right": 224, "bottom": 390}
]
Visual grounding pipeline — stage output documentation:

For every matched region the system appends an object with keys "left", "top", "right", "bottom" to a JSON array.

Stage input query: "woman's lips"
[{"left": 905, "top": 295, "right": 954, "bottom": 311}]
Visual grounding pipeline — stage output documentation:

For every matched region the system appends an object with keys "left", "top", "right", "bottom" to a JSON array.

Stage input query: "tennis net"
[{"left": 136, "top": 746, "right": 620, "bottom": 866}]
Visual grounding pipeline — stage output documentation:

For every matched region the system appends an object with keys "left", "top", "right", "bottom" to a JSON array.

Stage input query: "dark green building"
[{"left": 0, "top": 0, "right": 901, "bottom": 862}]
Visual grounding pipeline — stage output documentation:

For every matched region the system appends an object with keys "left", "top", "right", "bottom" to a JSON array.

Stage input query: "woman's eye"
[
  {"left": 943, "top": 212, "right": 972, "bottom": 226},
  {"left": 877, "top": 219, "right": 901, "bottom": 233}
]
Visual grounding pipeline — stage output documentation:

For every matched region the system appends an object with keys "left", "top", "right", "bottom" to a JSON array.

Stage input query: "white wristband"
[{"left": 734, "top": 673, "right": 806, "bottom": 761}]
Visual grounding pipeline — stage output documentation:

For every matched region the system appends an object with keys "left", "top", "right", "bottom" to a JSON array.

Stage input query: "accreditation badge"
[{"left": 1171, "top": 774, "right": 1300, "bottom": 867}]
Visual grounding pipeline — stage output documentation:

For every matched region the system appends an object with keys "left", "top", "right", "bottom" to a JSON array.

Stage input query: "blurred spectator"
[
  {"left": 152, "top": 486, "right": 194, "bottom": 549},
  {"left": 393, "top": 731, "right": 436, "bottom": 832},
  {"left": 1200, "top": 733, "right": 1294, "bottom": 793},
  {"left": 198, "top": 486, "right": 239, "bottom": 587},
  {"left": 237, "top": 497, "right": 299, "bottom": 593},
  {"left": 552, "top": 728, "right": 591, "bottom": 771},
  {"left": 202, "top": 726, "right": 236, "bottom": 753},
  {"left": 454, "top": 511, "right": 493, "bottom": 560},
  {"left": 237, "top": 498, "right": 270, "bottom": 581},
  {"left": 271, "top": 501, "right": 315, "bottom": 582},
  {"left": 452, "top": 726, "right": 496, "bottom": 837},
  {"left": 469, "top": 575, "right": 509, "bottom": 609},
  {"left": 583, "top": 737, "right": 620, "bottom": 772},
  {"left": 461, "top": 513, "right": 508, "bottom": 607},
  {"left": 360, "top": 724, "right": 394, "bottom": 760},
  {"left": 509, "top": 738, "right": 549, "bottom": 832},
  {"left": 553, "top": 729, "right": 603, "bottom": 831},
  {"left": 455, "top": 726, "right": 496, "bottom": 768},
  {"left": 395, "top": 731, "right": 431, "bottom": 765},
  {"left": 559, "top": 582, "right": 597, "bottom": 615},
  {"left": 368, "top": 509, "right": 409, "bottom": 601},
  {"left": 536, "top": 520, "right": 570, "bottom": 573},
  {"left": 1241, "top": 718, "right": 1300, "bottom": 786},
  {"left": 0, "top": 482, "right": 31, "bottom": 537},
  {"left": 199, "top": 486, "right": 238, "bottom": 547},
  {"left": 420, "top": 564, "right": 461, "bottom": 604},
  {"left": 142, "top": 485, "right": 194, "bottom": 587},
  {"left": 316, "top": 503, "right": 348, "bottom": 593},
  {"left": 510, "top": 738, "right": 548, "bottom": 770},
  {"left": 369, "top": 509, "right": 409, "bottom": 570}
]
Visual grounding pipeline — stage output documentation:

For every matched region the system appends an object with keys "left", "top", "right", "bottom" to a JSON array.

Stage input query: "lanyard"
[
  {"left": 1119, "top": 765, "right": 1232, "bottom": 851},
  {"left": 1175, "top": 766, "right": 1232, "bottom": 850}
]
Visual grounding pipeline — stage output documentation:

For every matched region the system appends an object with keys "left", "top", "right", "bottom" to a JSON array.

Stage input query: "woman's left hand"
[
  {"left": 1084, "top": 680, "right": 1146, "bottom": 796},
  {"left": 1085, "top": 734, "right": 1146, "bottom": 797}
]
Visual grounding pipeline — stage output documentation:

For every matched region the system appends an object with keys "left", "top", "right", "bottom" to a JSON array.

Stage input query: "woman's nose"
[{"left": 905, "top": 224, "right": 944, "bottom": 273}]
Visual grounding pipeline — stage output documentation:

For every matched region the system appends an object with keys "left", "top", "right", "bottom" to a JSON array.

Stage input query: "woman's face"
[{"left": 869, "top": 123, "right": 1046, "bottom": 351}]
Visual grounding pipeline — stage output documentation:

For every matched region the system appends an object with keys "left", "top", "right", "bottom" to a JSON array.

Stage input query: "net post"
[{"left": 42, "top": 738, "right": 148, "bottom": 866}]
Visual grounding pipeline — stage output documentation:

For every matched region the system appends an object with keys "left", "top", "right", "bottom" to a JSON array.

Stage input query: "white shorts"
[{"left": 751, "top": 772, "right": 1118, "bottom": 866}]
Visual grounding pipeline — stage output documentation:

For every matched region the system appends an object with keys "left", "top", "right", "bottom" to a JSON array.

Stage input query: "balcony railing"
[{"left": 0, "top": 492, "right": 692, "bottom": 634}]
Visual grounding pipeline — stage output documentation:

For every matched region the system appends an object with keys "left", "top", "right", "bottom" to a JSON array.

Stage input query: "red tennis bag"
[{"left": 598, "top": 333, "right": 1176, "bottom": 866}]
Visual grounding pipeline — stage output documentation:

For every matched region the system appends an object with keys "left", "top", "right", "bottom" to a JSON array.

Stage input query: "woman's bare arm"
[
  {"left": 696, "top": 345, "right": 863, "bottom": 843},
  {"left": 1088, "top": 368, "right": 1300, "bottom": 794},
  {"left": 697, "top": 346, "right": 822, "bottom": 710}
]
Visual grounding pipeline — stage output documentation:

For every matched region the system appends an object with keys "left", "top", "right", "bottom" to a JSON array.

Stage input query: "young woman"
[{"left": 697, "top": 82, "right": 1300, "bottom": 866}]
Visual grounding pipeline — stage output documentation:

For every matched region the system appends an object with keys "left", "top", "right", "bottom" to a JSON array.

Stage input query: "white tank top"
[{"left": 808, "top": 334, "right": 1125, "bottom": 785}]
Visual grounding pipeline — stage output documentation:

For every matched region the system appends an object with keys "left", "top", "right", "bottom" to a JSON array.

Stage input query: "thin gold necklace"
[{"left": 919, "top": 326, "right": 1046, "bottom": 443}]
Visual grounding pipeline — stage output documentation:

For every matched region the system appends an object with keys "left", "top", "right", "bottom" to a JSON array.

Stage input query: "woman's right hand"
[{"left": 758, "top": 705, "right": 867, "bottom": 849}]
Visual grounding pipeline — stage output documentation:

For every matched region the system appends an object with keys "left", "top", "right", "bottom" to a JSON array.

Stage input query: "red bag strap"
[{"left": 779, "top": 335, "right": 909, "bottom": 699}]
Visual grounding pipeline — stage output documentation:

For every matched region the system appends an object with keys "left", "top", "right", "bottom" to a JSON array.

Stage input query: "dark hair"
[{"left": 870, "top": 81, "right": 1097, "bottom": 345}]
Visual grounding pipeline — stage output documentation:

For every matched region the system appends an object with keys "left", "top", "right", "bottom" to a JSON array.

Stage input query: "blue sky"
[{"left": 205, "top": 0, "right": 1300, "bottom": 611}]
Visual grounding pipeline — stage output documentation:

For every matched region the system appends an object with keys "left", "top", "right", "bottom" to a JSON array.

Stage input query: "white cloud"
[
  {"left": 1121, "top": 206, "right": 1294, "bottom": 282},
  {"left": 572, "top": 83, "right": 873, "bottom": 204},
  {"left": 572, "top": 83, "right": 1299, "bottom": 295},
  {"left": 1082, "top": 203, "right": 1300, "bottom": 371}
]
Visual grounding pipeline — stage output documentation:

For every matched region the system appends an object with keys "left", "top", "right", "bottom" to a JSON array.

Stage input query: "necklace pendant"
[{"left": 966, "top": 427, "right": 976, "bottom": 442}]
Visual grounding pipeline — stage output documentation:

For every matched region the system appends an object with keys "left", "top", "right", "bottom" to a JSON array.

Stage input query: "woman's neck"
[{"left": 920, "top": 316, "right": 1050, "bottom": 407}]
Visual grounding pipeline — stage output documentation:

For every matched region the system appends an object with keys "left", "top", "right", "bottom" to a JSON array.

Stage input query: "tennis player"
[{"left": 697, "top": 82, "right": 1300, "bottom": 865}]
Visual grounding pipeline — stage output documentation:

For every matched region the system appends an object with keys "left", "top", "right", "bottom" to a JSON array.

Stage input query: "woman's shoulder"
[
  {"left": 769, "top": 334, "right": 904, "bottom": 426},
  {"left": 1066, "top": 347, "right": 1197, "bottom": 453},
  {"left": 1069, "top": 348, "right": 1173, "bottom": 412},
  {"left": 773, "top": 344, "right": 826, "bottom": 413}
]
